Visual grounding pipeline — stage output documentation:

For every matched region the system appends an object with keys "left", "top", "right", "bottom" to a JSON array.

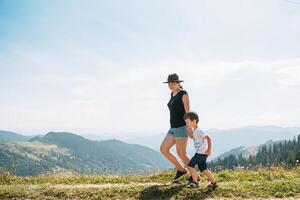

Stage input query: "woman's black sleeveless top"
[{"left": 167, "top": 90, "right": 188, "bottom": 128}]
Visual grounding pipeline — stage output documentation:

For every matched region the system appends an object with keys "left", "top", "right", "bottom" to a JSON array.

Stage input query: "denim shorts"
[{"left": 167, "top": 125, "right": 188, "bottom": 139}]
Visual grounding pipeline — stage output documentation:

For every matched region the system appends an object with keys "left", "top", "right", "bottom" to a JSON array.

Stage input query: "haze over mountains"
[{"left": 124, "top": 126, "right": 300, "bottom": 160}]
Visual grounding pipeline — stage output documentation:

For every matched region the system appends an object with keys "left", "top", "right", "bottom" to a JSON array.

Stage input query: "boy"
[{"left": 183, "top": 111, "right": 218, "bottom": 188}]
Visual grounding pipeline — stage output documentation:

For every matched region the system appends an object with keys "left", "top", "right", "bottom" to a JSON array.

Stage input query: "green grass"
[{"left": 0, "top": 167, "right": 299, "bottom": 199}]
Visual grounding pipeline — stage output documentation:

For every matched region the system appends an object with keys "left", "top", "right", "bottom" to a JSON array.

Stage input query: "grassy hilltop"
[{"left": 0, "top": 167, "right": 299, "bottom": 200}]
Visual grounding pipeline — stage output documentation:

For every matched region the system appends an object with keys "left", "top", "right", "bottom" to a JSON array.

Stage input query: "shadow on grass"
[
  {"left": 138, "top": 184, "right": 215, "bottom": 200},
  {"left": 138, "top": 184, "right": 185, "bottom": 200},
  {"left": 182, "top": 187, "right": 216, "bottom": 200}
]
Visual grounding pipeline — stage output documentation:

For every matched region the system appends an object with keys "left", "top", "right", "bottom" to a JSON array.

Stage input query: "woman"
[{"left": 160, "top": 73, "right": 191, "bottom": 182}]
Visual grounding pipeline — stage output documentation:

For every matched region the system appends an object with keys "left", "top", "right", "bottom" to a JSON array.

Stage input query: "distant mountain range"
[
  {"left": 212, "top": 145, "right": 258, "bottom": 162},
  {"left": 0, "top": 131, "right": 170, "bottom": 176},
  {"left": 0, "top": 130, "right": 34, "bottom": 141},
  {"left": 1, "top": 126, "right": 299, "bottom": 176},
  {"left": 124, "top": 126, "right": 300, "bottom": 160}
]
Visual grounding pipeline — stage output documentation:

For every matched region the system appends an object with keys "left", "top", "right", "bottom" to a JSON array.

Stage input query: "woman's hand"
[{"left": 188, "top": 128, "right": 193, "bottom": 138}]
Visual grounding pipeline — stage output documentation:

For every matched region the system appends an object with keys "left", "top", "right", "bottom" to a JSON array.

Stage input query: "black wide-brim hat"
[{"left": 163, "top": 73, "right": 184, "bottom": 83}]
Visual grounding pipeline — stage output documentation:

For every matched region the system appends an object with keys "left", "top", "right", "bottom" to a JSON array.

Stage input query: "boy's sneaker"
[
  {"left": 208, "top": 182, "right": 218, "bottom": 189},
  {"left": 172, "top": 169, "right": 187, "bottom": 182},
  {"left": 187, "top": 181, "right": 199, "bottom": 188},
  {"left": 188, "top": 175, "right": 200, "bottom": 183}
]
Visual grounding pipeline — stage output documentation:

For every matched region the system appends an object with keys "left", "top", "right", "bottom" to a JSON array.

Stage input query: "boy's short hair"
[{"left": 183, "top": 111, "right": 199, "bottom": 123}]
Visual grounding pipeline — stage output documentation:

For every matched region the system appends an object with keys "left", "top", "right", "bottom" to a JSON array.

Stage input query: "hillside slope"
[
  {"left": 0, "top": 132, "right": 170, "bottom": 176},
  {"left": 0, "top": 167, "right": 299, "bottom": 199}
]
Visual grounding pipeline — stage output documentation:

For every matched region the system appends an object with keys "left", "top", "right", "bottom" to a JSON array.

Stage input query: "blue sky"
[{"left": 0, "top": 0, "right": 300, "bottom": 137}]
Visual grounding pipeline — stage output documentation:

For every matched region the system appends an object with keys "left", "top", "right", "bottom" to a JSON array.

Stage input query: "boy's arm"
[{"left": 204, "top": 135, "right": 212, "bottom": 156}]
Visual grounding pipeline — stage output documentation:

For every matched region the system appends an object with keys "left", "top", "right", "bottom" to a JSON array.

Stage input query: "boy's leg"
[
  {"left": 203, "top": 170, "right": 217, "bottom": 183},
  {"left": 187, "top": 166, "right": 199, "bottom": 182},
  {"left": 187, "top": 154, "right": 200, "bottom": 183},
  {"left": 197, "top": 154, "right": 216, "bottom": 184}
]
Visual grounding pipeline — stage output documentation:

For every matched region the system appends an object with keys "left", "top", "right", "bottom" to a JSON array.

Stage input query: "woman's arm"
[
  {"left": 182, "top": 94, "right": 190, "bottom": 113},
  {"left": 182, "top": 94, "right": 192, "bottom": 136}
]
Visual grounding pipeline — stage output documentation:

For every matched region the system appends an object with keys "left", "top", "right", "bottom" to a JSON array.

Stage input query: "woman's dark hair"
[
  {"left": 178, "top": 82, "right": 183, "bottom": 89},
  {"left": 183, "top": 111, "right": 199, "bottom": 123}
]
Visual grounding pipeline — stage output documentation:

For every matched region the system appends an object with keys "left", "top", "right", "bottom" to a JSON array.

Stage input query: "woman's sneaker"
[
  {"left": 172, "top": 169, "right": 187, "bottom": 182},
  {"left": 208, "top": 182, "right": 218, "bottom": 189},
  {"left": 187, "top": 181, "right": 199, "bottom": 188}
]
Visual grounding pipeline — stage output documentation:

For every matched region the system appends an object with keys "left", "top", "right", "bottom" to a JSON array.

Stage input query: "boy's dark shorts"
[{"left": 188, "top": 153, "right": 208, "bottom": 172}]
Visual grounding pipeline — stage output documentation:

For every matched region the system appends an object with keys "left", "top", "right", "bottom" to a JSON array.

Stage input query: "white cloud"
[
  {"left": 274, "top": 65, "right": 300, "bottom": 87},
  {"left": 1, "top": 47, "right": 300, "bottom": 137}
]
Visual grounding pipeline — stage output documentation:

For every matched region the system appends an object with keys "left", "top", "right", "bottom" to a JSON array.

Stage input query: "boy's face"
[{"left": 185, "top": 118, "right": 197, "bottom": 129}]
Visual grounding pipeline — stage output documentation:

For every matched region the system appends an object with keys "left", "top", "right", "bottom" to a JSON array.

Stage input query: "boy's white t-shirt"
[{"left": 193, "top": 128, "right": 208, "bottom": 154}]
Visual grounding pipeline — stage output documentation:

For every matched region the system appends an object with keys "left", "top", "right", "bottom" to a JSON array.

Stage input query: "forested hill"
[
  {"left": 0, "top": 131, "right": 170, "bottom": 176},
  {"left": 209, "top": 135, "right": 300, "bottom": 170}
]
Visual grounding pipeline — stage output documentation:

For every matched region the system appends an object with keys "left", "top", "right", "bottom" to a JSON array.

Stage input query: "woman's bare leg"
[
  {"left": 175, "top": 138, "right": 190, "bottom": 167},
  {"left": 160, "top": 135, "right": 185, "bottom": 171}
]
